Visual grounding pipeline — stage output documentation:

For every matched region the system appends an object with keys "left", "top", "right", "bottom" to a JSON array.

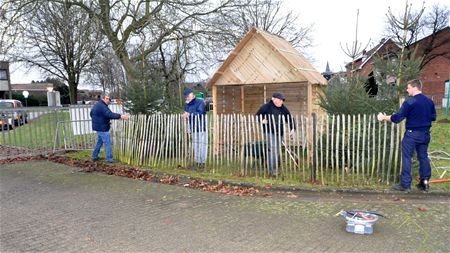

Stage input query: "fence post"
[
  {"left": 53, "top": 108, "right": 59, "bottom": 150},
  {"left": 311, "top": 112, "right": 317, "bottom": 182}
]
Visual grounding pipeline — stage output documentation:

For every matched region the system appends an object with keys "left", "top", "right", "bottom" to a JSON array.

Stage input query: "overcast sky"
[
  {"left": 9, "top": 0, "right": 450, "bottom": 84},
  {"left": 285, "top": 0, "right": 449, "bottom": 73}
]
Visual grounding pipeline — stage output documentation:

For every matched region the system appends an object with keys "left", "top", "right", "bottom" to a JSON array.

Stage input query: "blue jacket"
[
  {"left": 90, "top": 100, "right": 121, "bottom": 132},
  {"left": 391, "top": 93, "right": 436, "bottom": 131},
  {"left": 184, "top": 97, "right": 206, "bottom": 132}
]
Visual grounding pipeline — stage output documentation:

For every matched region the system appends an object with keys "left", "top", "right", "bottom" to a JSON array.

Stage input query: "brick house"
[
  {"left": 346, "top": 38, "right": 400, "bottom": 96},
  {"left": 411, "top": 27, "right": 450, "bottom": 105},
  {"left": 346, "top": 27, "right": 450, "bottom": 106}
]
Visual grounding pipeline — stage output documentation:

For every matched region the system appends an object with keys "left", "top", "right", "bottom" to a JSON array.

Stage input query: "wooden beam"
[
  {"left": 241, "top": 86, "right": 245, "bottom": 113},
  {"left": 263, "top": 85, "right": 267, "bottom": 104},
  {"left": 212, "top": 85, "right": 219, "bottom": 155}
]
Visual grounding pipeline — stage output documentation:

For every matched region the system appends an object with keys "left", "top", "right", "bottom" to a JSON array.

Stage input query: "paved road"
[{"left": 1, "top": 161, "right": 449, "bottom": 252}]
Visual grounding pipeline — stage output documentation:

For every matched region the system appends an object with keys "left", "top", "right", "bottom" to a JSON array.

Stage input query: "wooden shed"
[{"left": 207, "top": 27, "right": 327, "bottom": 117}]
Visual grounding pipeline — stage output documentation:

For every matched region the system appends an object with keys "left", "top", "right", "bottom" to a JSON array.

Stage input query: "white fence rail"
[{"left": 112, "top": 113, "right": 403, "bottom": 185}]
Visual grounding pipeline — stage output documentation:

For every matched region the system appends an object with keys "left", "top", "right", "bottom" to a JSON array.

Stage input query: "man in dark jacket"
[
  {"left": 90, "top": 95, "right": 129, "bottom": 163},
  {"left": 183, "top": 88, "right": 207, "bottom": 167},
  {"left": 256, "top": 92, "right": 295, "bottom": 176},
  {"left": 377, "top": 79, "right": 436, "bottom": 192}
]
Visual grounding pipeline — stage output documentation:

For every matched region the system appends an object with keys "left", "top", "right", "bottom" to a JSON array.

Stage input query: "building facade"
[{"left": 0, "top": 61, "right": 12, "bottom": 99}]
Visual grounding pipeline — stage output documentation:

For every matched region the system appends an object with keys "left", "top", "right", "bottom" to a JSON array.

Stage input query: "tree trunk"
[{"left": 68, "top": 75, "right": 78, "bottom": 104}]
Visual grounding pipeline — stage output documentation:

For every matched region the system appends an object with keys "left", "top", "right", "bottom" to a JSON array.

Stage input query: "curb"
[{"left": 143, "top": 167, "right": 450, "bottom": 197}]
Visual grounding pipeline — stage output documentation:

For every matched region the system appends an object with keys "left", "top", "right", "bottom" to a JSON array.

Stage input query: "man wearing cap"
[
  {"left": 256, "top": 92, "right": 295, "bottom": 176},
  {"left": 183, "top": 88, "right": 207, "bottom": 168},
  {"left": 90, "top": 95, "right": 129, "bottom": 163}
]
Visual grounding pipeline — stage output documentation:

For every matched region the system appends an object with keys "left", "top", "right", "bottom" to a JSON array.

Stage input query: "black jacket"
[{"left": 256, "top": 101, "right": 295, "bottom": 135}]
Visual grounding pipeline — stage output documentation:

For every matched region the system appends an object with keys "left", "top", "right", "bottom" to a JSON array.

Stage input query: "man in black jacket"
[
  {"left": 256, "top": 92, "right": 295, "bottom": 176},
  {"left": 90, "top": 95, "right": 129, "bottom": 163}
]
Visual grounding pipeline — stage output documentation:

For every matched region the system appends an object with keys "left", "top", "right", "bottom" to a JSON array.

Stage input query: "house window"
[{"left": 0, "top": 70, "right": 7, "bottom": 80}]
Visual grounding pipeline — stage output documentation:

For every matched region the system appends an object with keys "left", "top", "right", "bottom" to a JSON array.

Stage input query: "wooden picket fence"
[{"left": 112, "top": 113, "right": 403, "bottom": 186}]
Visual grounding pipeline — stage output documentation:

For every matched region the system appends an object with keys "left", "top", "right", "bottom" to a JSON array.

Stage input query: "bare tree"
[
  {"left": 211, "top": 0, "right": 313, "bottom": 52},
  {"left": 385, "top": 3, "right": 424, "bottom": 48},
  {"left": 418, "top": 3, "right": 450, "bottom": 68},
  {"left": 54, "top": 0, "right": 233, "bottom": 82},
  {"left": 2, "top": 0, "right": 235, "bottom": 98},
  {"left": 85, "top": 47, "right": 127, "bottom": 97},
  {"left": 385, "top": 2, "right": 449, "bottom": 69},
  {"left": 3, "top": 0, "right": 315, "bottom": 110},
  {"left": 7, "top": 1, "right": 105, "bottom": 104},
  {"left": 386, "top": 2, "right": 424, "bottom": 97},
  {"left": 0, "top": 1, "right": 41, "bottom": 57}
]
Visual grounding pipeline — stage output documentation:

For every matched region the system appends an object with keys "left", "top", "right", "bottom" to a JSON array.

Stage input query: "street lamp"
[{"left": 22, "top": 90, "right": 29, "bottom": 107}]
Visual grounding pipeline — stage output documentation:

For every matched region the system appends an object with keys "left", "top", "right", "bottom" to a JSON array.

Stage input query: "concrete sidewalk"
[{"left": 1, "top": 161, "right": 449, "bottom": 252}]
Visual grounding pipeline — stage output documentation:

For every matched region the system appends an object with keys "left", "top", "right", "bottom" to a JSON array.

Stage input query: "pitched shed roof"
[{"left": 207, "top": 27, "right": 327, "bottom": 88}]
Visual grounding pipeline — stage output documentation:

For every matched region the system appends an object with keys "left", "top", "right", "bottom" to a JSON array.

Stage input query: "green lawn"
[
  {"left": 427, "top": 108, "right": 450, "bottom": 189},
  {"left": 0, "top": 111, "right": 70, "bottom": 149},
  {"left": 430, "top": 108, "right": 450, "bottom": 151}
]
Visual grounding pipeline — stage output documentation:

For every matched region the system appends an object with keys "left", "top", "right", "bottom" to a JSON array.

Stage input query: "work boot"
[
  {"left": 105, "top": 160, "right": 117, "bottom": 164},
  {"left": 391, "top": 184, "right": 410, "bottom": 193},
  {"left": 416, "top": 179, "right": 430, "bottom": 192}
]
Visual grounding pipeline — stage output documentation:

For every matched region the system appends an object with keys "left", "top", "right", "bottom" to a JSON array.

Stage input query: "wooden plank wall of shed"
[
  {"left": 242, "top": 85, "right": 264, "bottom": 114},
  {"left": 215, "top": 82, "right": 310, "bottom": 116},
  {"left": 263, "top": 82, "right": 308, "bottom": 116},
  {"left": 216, "top": 85, "right": 242, "bottom": 114}
]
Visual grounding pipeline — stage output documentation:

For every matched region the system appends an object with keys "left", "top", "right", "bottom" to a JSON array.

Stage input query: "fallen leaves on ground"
[
  {"left": 392, "top": 197, "right": 406, "bottom": 202},
  {"left": 0, "top": 154, "right": 46, "bottom": 165},
  {"left": 48, "top": 154, "right": 153, "bottom": 181},
  {"left": 1, "top": 153, "right": 277, "bottom": 198},
  {"left": 286, "top": 192, "right": 298, "bottom": 198},
  {"left": 188, "top": 179, "right": 260, "bottom": 196},
  {"left": 159, "top": 176, "right": 179, "bottom": 185}
]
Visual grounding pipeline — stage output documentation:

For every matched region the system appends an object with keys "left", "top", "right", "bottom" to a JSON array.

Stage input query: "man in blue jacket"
[
  {"left": 183, "top": 88, "right": 207, "bottom": 167},
  {"left": 378, "top": 79, "right": 436, "bottom": 192},
  {"left": 256, "top": 92, "right": 295, "bottom": 176},
  {"left": 90, "top": 95, "right": 129, "bottom": 163}
]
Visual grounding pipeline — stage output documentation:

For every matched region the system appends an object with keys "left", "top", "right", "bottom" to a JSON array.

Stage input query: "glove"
[
  {"left": 377, "top": 112, "right": 385, "bottom": 122},
  {"left": 121, "top": 113, "right": 130, "bottom": 120},
  {"left": 289, "top": 129, "right": 295, "bottom": 138}
]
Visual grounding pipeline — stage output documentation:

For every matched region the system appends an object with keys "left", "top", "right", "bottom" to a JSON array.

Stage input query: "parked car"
[{"left": 0, "top": 99, "right": 28, "bottom": 130}]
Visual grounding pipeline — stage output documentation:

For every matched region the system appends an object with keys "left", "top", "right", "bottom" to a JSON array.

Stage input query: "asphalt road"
[{"left": 1, "top": 161, "right": 449, "bottom": 252}]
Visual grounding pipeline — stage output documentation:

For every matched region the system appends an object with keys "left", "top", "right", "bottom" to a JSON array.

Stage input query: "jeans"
[
  {"left": 265, "top": 133, "right": 280, "bottom": 175},
  {"left": 401, "top": 130, "right": 431, "bottom": 188},
  {"left": 92, "top": 131, "right": 113, "bottom": 161},
  {"left": 192, "top": 131, "right": 207, "bottom": 164}
]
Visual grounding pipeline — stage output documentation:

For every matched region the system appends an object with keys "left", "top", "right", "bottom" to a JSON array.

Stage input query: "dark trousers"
[{"left": 401, "top": 130, "right": 431, "bottom": 188}]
